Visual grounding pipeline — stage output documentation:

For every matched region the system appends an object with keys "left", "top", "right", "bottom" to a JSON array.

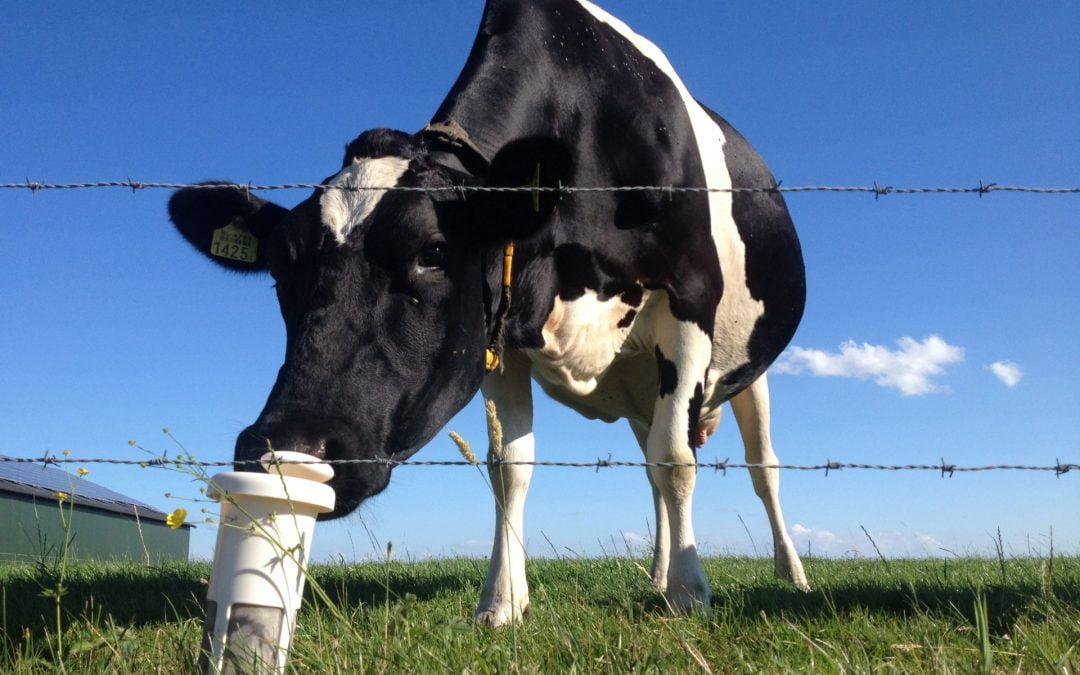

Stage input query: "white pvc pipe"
[{"left": 199, "top": 451, "right": 335, "bottom": 674}]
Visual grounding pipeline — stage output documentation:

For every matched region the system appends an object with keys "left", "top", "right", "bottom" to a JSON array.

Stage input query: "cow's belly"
[
  {"left": 524, "top": 288, "right": 655, "bottom": 423},
  {"left": 524, "top": 288, "right": 735, "bottom": 428},
  {"left": 533, "top": 349, "right": 657, "bottom": 423}
]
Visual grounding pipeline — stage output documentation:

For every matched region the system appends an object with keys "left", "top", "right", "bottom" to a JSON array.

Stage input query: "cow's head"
[{"left": 169, "top": 128, "right": 571, "bottom": 517}]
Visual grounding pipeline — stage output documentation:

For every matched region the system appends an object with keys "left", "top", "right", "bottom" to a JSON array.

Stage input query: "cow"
[{"left": 168, "top": 0, "right": 808, "bottom": 624}]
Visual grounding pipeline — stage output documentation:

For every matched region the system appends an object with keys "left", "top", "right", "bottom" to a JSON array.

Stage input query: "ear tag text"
[{"left": 210, "top": 217, "right": 258, "bottom": 263}]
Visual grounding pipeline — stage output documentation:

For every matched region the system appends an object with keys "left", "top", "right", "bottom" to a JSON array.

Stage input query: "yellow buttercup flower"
[
  {"left": 166, "top": 508, "right": 187, "bottom": 529},
  {"left": 77, "top": 467, "right": 89, "bottom": 477},
  {"left": 55, "top": 491, "right": 69, "bottom": 503}
]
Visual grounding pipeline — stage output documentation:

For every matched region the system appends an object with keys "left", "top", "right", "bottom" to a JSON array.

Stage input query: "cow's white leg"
[
  {"left": 648, "top": 325, "right": 713, "bottom": 615},
  {"left": 629, "top": 419, "right": 668, "bottom": 591},
  {"left": 475, "top": 350, "right": 535, "bottom": 626},
  {"left": 730, "top": 373, "right": 810, "bottom": 591}
]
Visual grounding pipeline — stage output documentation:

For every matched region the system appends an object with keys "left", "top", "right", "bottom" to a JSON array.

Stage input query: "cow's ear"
[
  {"left": 168, "top": 184, "right": 287, "bottom": 273},
  {"left": 471, "top": 136, "right": 575, "bottom": 243}
]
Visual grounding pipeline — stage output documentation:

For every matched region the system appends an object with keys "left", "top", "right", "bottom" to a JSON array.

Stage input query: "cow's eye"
[{"left": 418, "top": 242, "right": 448, "bottom": 269}]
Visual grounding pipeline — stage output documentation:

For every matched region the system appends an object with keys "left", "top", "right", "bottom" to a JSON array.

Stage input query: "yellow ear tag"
[
  {"left": 485, "top": 348, "right": 500, "bottom": 373},
  {"left": 210, "top": 217, "right": 258, "bottom": 263}
]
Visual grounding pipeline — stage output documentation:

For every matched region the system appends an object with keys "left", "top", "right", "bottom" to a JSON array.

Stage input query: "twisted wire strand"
[
  {"left": 2, "top": 455, "right": 1075, "bottom": 477},
  {"left": 2, "top": 180, "right": 1078, "bottom": 195}
]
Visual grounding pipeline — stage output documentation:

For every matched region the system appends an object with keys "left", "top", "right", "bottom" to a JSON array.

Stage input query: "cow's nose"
[{"left": 234, "top": 417, "right": 351, "bottom": 470}]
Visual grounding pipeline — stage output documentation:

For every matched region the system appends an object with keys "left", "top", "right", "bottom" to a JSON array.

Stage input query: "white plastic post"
[{"left": 199, "top": 451, "right": 335, "bottom": 674}]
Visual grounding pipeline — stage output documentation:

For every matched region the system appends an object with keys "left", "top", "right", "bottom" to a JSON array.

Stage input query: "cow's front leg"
[
  {"left": 648, "top": 328, "right": 713, "bottom": 615},
  {"left": 476, "top": 351, "right": 534, "bottom": 626},
  {"left": 629, "top": 419, "right": 669, "bottom": 591},
  {"left": 730, "top": 373, "right": 810, "bottom": 591}
]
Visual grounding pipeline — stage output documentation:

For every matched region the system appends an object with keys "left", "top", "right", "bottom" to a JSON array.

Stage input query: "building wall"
[{"left": 0, "top": 493, "right": 189, "bottom": 563}]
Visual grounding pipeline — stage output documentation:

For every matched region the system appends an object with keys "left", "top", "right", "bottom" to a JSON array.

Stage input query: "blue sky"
[{"left": 2, "top": 1, "right": 1077, "bottom": 564}]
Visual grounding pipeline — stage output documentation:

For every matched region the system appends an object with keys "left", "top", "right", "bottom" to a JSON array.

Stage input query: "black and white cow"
[{"left": 169, "top": 0, "right": 808, "bottom": 623}]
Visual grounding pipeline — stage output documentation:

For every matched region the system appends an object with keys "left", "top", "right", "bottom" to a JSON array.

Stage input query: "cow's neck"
[{"left": 428, "top": 5, "right": 567, "bottom": 160}]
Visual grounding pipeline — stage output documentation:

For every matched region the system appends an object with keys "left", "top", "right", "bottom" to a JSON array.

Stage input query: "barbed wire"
[
  {"left": 1, "top": 454, "right": 1076, "bottom": 478},
  {"left": 2, "top": 179, "right": 1078, "bottom": 197}
]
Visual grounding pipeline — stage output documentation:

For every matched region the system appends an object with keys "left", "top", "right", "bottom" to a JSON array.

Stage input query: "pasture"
[{"left": 3, "top": 554, "right": 1078, "bottom": 673}]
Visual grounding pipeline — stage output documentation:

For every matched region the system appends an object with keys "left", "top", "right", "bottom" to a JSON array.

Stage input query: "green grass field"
[{"left": 2, "top": 555, "right": 1077, "bottom": 673}]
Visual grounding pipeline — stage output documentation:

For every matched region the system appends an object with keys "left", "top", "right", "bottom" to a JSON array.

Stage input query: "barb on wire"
[
  {"left": 1, "top": 180, "right": 1078, "bottom": 196},
  {"left": 1055, "top": 459, "right": 1071, "bottom": 477},
  {"left": 941, "top": 458, "right": 957, "bottom": 478},
  {"left": 0, "top": 455, "right": 1077, "bottom": 475},
  {"left": 713, "top": 457, "right": 730, "bottom": 476}
]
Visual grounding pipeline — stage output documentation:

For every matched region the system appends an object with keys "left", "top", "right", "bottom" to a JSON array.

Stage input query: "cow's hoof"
[
  {"left": 663, "top": 582, "right": 712, "bottom": 617},
  {"left": 781, "top": 567, "right": 811, "bottom": 593},
  {"left": 651, "top": 573, "right": 667, "bottom": 594},
  {"left": 474, "top": 601, "right": 530, "bottom": 627},
  {"left": 775, "top": 553, "right": 811, "bottom": 592}
]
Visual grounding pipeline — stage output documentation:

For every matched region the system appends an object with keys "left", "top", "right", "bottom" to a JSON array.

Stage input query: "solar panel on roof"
[{"left": 0, "top": 456, "right": 162, "bottom": 513}]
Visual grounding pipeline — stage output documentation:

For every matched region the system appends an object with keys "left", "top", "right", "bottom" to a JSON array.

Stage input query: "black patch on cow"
[
  {"left": 720, "top": 363, "right": 755, "bottom": 389},
  {"left": 598, "top": 279, "right": 637, "bottom": 301},
  {"left": 617, "top": 309, "right": 637, "bottom": 328},
  {"left": 553, "top": 243, "right": 598, "bottom": 301},
  {"left": 343, "top": 128, "right": 424, "bottom": 167},
  {"left": 699, "top": 103, "right": 806, "bottom": 390},
  {"left": 687, "top": 382, "right": 704, "bottom": 455},
  {"left": 613, "top": 189, "right": 664, "bottom": 231},
  {"left": 655, "top": 345, "right": 678, "bottom": 398},
  {"left": 619, "top": 284, "right": 644, "bottom": 307}
]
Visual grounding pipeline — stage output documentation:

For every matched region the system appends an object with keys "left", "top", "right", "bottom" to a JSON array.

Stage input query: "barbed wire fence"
[
  {"left": 0, "top": 455, "right": 1076, "bottom": 478},
  {"left": 2, "top": 179, "right": 1079, "bottom": 197},
  {"left": 2, "top": 177, "right": 1076, "bottom": 482}
]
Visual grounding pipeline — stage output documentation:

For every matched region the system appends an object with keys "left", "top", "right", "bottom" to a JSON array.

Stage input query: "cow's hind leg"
[
  {"left": 629, "top": 419, "right": 668, "bottom": 591},
  {"left": 476, "top": 351, "right": 535, "bottom": 625},
  {"left": 730, "top": 373, "right": 810, "bottom": 591}
]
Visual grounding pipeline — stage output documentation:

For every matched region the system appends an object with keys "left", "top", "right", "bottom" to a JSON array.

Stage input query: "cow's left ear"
[
  {"left": 168, "top": 184, "right": 288, "bottom": 273},
  {"left": 470, "top": 136, "right": 575, "bottom": 243}
]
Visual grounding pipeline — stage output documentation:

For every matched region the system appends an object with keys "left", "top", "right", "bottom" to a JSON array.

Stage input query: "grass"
[{"left": 1, "top": 555, "right": 1077, "bottom": 673}]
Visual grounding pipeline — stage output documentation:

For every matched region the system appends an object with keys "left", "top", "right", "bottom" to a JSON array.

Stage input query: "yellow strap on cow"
[
  {"left": 485, "top": 241, "right": 515, "bottom": 373},
  {"left": 485, "top": 163, "right": 539, "bottom": 373}
]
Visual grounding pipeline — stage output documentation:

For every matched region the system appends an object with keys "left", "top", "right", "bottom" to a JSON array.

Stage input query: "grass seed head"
[
  {"left": 449, "top": 431, "right": 478, "bottom": 464},
  {"left": 485, "top": 399, "right": 503, "bottom": 456}
]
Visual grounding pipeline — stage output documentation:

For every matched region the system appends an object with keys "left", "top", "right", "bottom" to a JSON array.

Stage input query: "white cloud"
[
  {"left": 791, "top": 523, "right": 837, "bottom": 542},
  {"left": 988, "top": 360, "right": 1023, "bottom": 388},
  {"left": 773, "top": 335, "right": 964, "bottom": 396},
  {"left": 915, "top": 533, "right": 944, "bottom": 550},
  {"left": 621, "top": 531, "right": 650, "bottom": 552},
  {"left": 789, "top": 523, "right": 846, "bottom": 556},
  {"left": 789, "top": 524, "right": 948, "bottom": 558}
]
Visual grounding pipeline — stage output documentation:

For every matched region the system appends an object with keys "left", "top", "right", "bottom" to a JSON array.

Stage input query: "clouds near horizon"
[{"left": 773, "top": 335, "right": 964, "bottom": 396}]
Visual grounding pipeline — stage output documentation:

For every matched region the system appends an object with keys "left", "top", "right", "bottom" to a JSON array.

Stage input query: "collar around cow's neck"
[{"left": 421, "top": 120, "right": 489, "bottom": 176}]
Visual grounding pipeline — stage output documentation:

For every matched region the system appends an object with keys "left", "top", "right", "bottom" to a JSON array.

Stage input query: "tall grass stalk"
[{"left": 973, "top": 591, "right": 993, "bottom": 675}]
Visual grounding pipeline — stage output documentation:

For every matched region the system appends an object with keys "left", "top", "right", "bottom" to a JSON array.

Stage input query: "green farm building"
[{"left": 0, "top": 457, "right": 191, "bottom": 563}]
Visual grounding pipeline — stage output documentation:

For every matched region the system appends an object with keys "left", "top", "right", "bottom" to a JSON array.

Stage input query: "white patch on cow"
[
  {"left": 575, "top": 0, "right": 765, "bottom": 392},
  {"left": 527, "top": 289, "right": 646, "bottom": 397},
  {"left": 319, "top": 156, "right": 410, "bottom": 244}
]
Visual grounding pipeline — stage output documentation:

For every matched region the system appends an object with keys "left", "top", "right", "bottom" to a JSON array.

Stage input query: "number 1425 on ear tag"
[{"left": 210, "top": 218, "right": 258, "bottom": 263}]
